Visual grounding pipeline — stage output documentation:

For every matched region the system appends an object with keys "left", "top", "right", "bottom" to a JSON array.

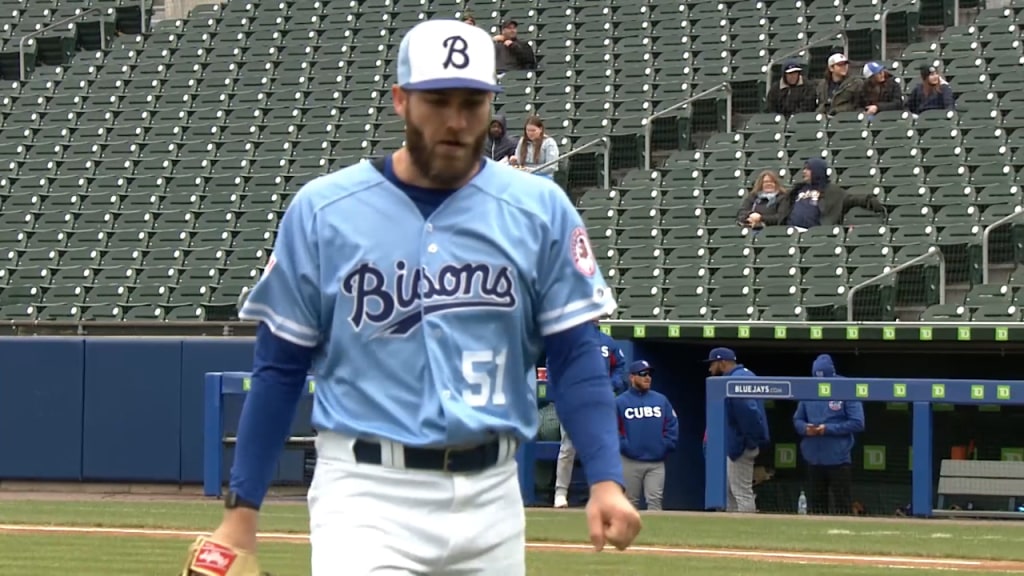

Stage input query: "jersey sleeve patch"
[{"left": 570, "top": 226, "right": 597, "bottom": 277}]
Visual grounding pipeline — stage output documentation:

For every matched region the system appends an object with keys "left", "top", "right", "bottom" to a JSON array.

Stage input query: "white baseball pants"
[
  {"left": 554, "top": 424, "right": 575, "bottom": 499},
  {"left": 307, "top": 431, "right": 525, "bottom": 576}
]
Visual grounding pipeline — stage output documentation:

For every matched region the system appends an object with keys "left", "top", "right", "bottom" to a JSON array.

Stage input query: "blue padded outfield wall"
[
  {"left": 0, "top": 337, "right": 311, "bottom": 486},
  {"left": 4, "top": 335, "right": 1024, "bottom": 513}
]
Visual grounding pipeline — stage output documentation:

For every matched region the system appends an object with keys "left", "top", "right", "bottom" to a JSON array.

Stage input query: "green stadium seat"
[
  {"left": 0, "top": 0, "right": 1007, "bottom": 324},
  {"left": 971, "top": 303, "right": 1022, "bottom": 321}
]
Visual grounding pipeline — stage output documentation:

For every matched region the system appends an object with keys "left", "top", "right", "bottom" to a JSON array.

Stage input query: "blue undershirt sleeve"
[
  {"left": 545, "top": 322, "right": 625, "bottom": 489},
  {"left": 228, "top": 322, "right": 315, "bottom": 508}
]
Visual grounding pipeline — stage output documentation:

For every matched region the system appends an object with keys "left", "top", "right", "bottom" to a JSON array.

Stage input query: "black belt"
[{"left": 353, "top": 438, "right": 503, "bottom": 473}]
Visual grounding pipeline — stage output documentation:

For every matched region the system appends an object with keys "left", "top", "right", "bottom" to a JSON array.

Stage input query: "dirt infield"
[{"left": 2, "top": 523, "right": 1023, "bottom": 572}]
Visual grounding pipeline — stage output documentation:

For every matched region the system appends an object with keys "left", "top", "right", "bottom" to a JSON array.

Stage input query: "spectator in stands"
[
  {"left": 736, "top": 169, "right": 789, "bottom": 230},
  {"left": 793, "top": 354, "right": 865, "bottom": 516},
  {"left": 493, "top": 20, "right": 537, "bottom": 72},
  {"left": 906, "top": 63, "right": 956, "bottom": 115},
  {"left": 782, "top": 158, "right": 885, "bottom": 231},
  {"left": 705, "top": 348, "right": 770, "bottom": 514},
  {"left": 485, "top": 112, "right": 518, "bottom": 163},
  {"left": 860, "top": 61, "right": 903, "bottom": 119},
  {"left": 816, "top": 53, "right": 863, "bottom": 116},
  {"left": 461, "top": 12, "right": 476, "bottom": 26},
  {"left": 766, "top": 59, "right": 817, "bottom": 117},
  {"left": 510, "top": 115, "right": 559, "bottom": 179}
]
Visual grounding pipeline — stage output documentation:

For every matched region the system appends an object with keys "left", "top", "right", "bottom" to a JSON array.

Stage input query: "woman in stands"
[
  {"left": 509, "top": 116, "right": 560, "bottom": 179},
  {"left": 906, "top": 64, "right": 955, "bottom": 115},
  {"left": 736, "top": 169, "right": 789, "bottom": 230}
]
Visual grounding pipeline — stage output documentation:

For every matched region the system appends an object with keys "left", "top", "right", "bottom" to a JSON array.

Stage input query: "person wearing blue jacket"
[
  {"left": 552, "top": 320, "right": 628, "bottom": 508},
  {"left": 794, "top": 354, "right": 865, "bottom": 515},
  {"left": 706, "top": 347, "right": 770, "bottom": 513},
  {"left": 616, "top": 360, "right": 678, "bottom": 511}
]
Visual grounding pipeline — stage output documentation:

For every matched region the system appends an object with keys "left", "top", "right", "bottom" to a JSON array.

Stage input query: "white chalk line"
[{"left": 0, "top": 523, "right": 1016, "bottom": 571}]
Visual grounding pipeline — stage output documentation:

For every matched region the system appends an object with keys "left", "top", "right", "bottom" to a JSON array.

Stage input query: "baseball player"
[
  {"left": 705, "top": 347, "right": 770, "bottom": 513},
  {"left": 553, "top": 319, "right": 627, "bottom": 508},
  {"left": 616, "top": 360, "right": 678, "bottom": 511},
  {"left": 179, "top": 19, "right": 641, "bottom": 576}
]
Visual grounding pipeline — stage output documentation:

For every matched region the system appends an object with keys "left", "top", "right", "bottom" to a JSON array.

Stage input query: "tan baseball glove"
[{"left": 179, "top": 536, "right": 271, "bottom": 576}]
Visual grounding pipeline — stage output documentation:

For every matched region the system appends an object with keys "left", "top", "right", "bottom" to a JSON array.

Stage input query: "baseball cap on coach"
[
  {"left": 629, "top": 360, "right": 653, "bottom": 374},
  {"left": 396, "top": 19, "right": 503, "bottom": 93},
  {"left": 704, "top": 347, "right": 737, "bottom": 363}
]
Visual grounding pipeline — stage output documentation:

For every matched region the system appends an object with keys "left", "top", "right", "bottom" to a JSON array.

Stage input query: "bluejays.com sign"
[{"left": 726, "top": 380, "right": 793, "bottom": 399}]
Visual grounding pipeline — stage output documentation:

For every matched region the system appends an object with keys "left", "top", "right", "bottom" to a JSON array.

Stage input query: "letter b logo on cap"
[{"left": 442, "top": 35, "right": 470, "bottom": 69}]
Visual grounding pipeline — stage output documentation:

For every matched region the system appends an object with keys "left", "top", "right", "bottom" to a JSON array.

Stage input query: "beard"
[{"left": 405, "top": 117, "right": 487, "bottom": 189}]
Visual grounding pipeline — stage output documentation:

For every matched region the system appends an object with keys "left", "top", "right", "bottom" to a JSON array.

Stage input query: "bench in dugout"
[
  {"left": 222, "top": 435, "right": 318, "bottom": 486},
  {"left": 934, "top": 459, "right": 1024, "bottom": 518}
]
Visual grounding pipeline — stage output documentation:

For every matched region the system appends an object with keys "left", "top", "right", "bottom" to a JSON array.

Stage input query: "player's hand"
[
  {"left": 585, "top": 481, "right": 642, "bottom": 552},
  {"left": 804, "top": 424, "right": 818, "bottom": 436},
  {"left": 210, "top": 509, "right": 260, "bottom": 556}
]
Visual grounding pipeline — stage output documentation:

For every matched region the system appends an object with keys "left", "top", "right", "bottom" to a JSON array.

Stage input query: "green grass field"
[{"left": 1, "top": 499, "right": 1023, "bottom": 575}]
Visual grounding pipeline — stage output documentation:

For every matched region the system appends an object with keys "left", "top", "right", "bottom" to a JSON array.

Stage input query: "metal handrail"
[
  {"left": 19, "top": 7, "right": 107, "bottom": 81},
  {"left": 764, "top": 30, "right": 849, "bottom": 98},
  {"left": 981, "top": 204, "right": 1024, "bottom": 284},
  {"left": 845, "top": 246, "right": 945, "bottom": 322},
  {"left": 643, "top": 82, "right": 732, "bottom": 170},
  {"left": 19, "top": 314, "right": 1024, "bottom": 335},
  {"left": 528, "top": 136, "right": 611, "bottom": 189},
  {"left": 138, "top": 0, "right": 148, "bottom": 33},
  {"left": 880, "top": 0, "right": 920, "bottom": 61}
]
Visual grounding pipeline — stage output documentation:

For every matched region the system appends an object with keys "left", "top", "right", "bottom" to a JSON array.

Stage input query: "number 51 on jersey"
[{"left": 462, "top": 349, "right": 509, "bottom": 407}]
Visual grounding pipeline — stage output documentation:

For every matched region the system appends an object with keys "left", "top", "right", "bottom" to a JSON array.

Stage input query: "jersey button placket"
[{"left": 422, "top": 223, "right": 455, "bottom": 437}]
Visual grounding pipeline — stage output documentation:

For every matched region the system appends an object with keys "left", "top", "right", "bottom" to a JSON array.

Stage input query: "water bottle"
[{"left": 798, "top": 490, "right": 808, "bottom": 515}]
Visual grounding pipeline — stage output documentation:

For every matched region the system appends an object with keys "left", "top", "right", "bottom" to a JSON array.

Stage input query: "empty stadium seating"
[{"left": 0, "top": 0, "right": 1020, "bottom": 324}]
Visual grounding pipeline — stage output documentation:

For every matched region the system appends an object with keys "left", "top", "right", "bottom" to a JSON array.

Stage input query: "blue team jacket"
[
  {"left": 596, "top": 330, "right": 628, "bottom": 394},
  {"left": 616, "top": 387, "right": 679, "bottom": 462},
  {"left": 546, "top": 326, "right": 628, "bottom": 395},
  {"left": 793, "top": 400, "right": 865, "bottom": 466},
  {"left": 725, "top": 365, "right": 771, "bottom": 460}
]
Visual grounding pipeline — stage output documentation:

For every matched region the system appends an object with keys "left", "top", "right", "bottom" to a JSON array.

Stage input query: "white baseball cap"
[
  {"left": 396, "top": 19, "right": 503, "bottom": 93},
  {"left": 827, "top": 53, "right": 849, "bottom": 67}
]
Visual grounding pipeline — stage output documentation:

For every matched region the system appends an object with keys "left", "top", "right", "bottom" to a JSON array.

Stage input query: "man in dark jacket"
[
  {"left": 793, "top": 354, "right": 865, "bottom": 515},
  {"left": 783, "top": 157, "right": 886, "bottom": 230},
  {"left": 616, "top": 360, "right": 679, "bottom": 511},
  {"left": 860, "top": 61, "right": 903, "bottom": 118},
  {"left": 706, "top": 347, "right": 770, "bottom": 513},
  {"left": 485, "top": 113, "right": 518, "bottom": 163},
  {"left": 493, "top": 20, "right": 536, "bottom": 72},
  {"left": 766, "top": 59, "right": 817, "bottom": 117},
  {"left": 816, "top": 53, "right": 863, "bottom": 116}
]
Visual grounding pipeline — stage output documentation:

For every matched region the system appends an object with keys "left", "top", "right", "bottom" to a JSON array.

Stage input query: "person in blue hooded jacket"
[
  {"left": 616, "top": 360, "right": 678, "bottom": 511},
  {"left": 706, "top": 347, "right": 770, "bottom": 513},
  {"left": 484, "top": 112, "right": 518, "bottom": 163},
  {"left": 794, "top": 354, "right": 865, "bottom": 515},
  {"left": 780, "top": 158, "right": 885, "bottom": 230},
  {"left": 551, "top": 320, "right": 628, "bottom": 508}
]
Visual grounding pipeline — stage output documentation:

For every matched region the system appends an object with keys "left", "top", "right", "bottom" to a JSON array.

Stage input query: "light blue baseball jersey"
[{"left": 239, "top": 158, "right": 617, "bottom": 447}]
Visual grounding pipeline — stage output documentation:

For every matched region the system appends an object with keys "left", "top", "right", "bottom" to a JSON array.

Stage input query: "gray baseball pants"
[{"left": 622, "top": 456, "right": 665, "bottom": 511}]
